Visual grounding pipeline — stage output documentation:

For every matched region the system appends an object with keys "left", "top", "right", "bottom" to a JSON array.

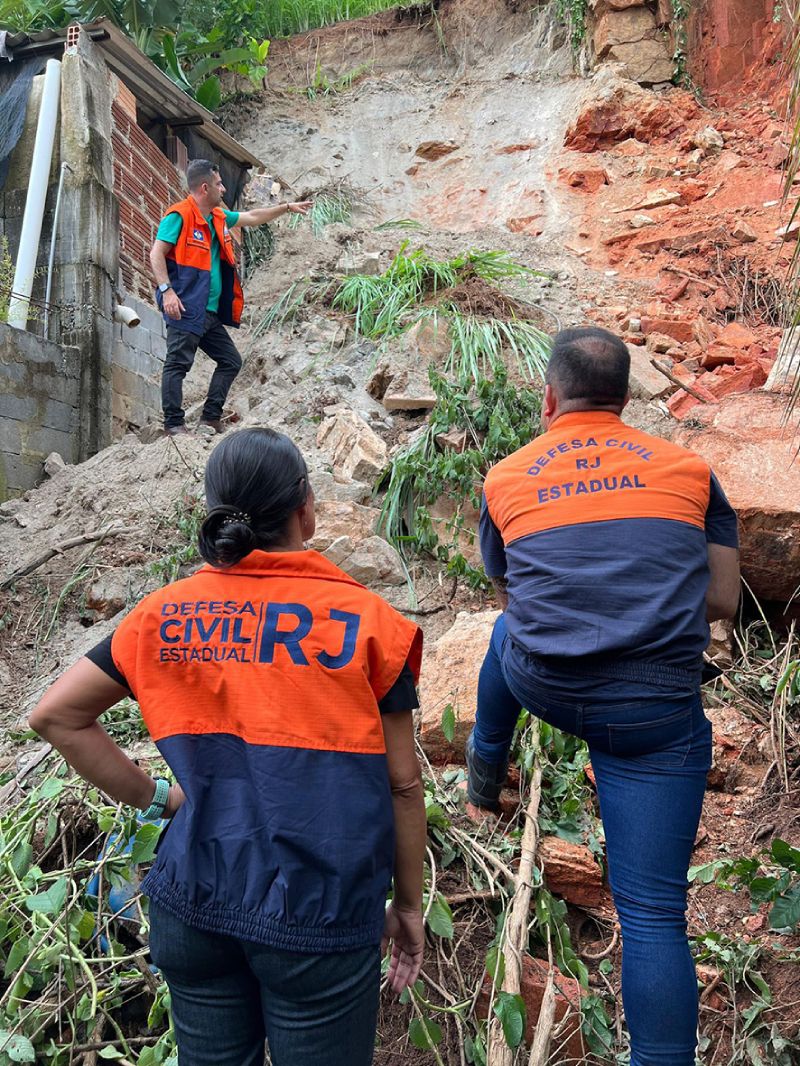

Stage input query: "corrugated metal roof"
[{"left": 3, "top": 19, "right": 264, "bottom": 169}]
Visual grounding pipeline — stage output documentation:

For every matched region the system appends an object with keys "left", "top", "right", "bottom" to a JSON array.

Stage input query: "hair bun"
[{"left": 198, "top": 506, "right": 258, "bottom": 568}]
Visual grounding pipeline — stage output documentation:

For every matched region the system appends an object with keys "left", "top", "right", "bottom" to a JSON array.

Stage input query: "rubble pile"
[{"left": 560, "top": 62, "right": 792, "bottom": 423}]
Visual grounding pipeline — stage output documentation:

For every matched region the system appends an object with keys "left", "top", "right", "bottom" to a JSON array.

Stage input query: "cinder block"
[
  {"left": 1, "top": 450, "right": 36, "bottom": 497},
  {"left": 27, "top": 425, "right": 75, "bottom": 459},
  {"left": 0, "top": 360, "right": 27, "bottom": 384},
  {"left": 0, "top": 417, "right": 22, "bottom": 453},
  {"left": 0, "top": 393, "right": 36, "bottom": 421},
  {"left": 43, "top": 397, "right": 78, "bottom": 433}
]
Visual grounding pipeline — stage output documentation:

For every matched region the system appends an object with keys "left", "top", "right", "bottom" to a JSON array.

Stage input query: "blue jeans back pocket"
[{"left": 607, "top": 705, "right": 694, "bottom": 765}]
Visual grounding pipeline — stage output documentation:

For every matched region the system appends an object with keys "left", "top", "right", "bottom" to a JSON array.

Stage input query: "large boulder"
[
  {"left": 419, "top": 610, "right": 500, "bottom": 762},
  {"left": 309, "top": 500, "right": 378, "bottom": 552},
  {"left": 324, "top": 534, "right": 406, "bottom": 586},
  {"left": 593, "top": 9, "right": 673, "bottom": 83},
  {"left": 316, "top": 410, "right": 388, "bottom": 483},
  {"left": 564, "top": 68, "right": 698, "bottom": 152},
  {"left": 674, "top": 391, "right": 800, "bottom": 602}
]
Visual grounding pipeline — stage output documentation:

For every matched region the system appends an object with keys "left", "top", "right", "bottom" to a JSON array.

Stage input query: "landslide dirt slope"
[{"left": 0, "top": 3, "right": 798, "bottom": 1064}]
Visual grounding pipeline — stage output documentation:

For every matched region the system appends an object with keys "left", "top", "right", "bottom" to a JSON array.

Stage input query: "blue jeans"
[
  {"left": 472, "top": 617, "right": 712, "bottom": 1066},
  {"left": 148, "top": 902, "right": 380, "bottom": 1066}
]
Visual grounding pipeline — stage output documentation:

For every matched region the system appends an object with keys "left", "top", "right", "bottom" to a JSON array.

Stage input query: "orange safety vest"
[
  {"left": 156, "top": 196, "right": 244, "bottom": 334},
  {"left": 111, "top": 549, "right": 422, "bottom": 951}
]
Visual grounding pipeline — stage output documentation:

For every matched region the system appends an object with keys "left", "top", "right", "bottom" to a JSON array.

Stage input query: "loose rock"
[
  {"left": 316, "top": 410, "right": 388, "bottom": 483},
  {"left": 419, "top": 610, "right": 500, "bottom": 763}
]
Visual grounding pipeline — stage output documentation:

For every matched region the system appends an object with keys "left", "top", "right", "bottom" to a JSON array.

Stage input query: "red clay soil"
[{"left": 554, "top": 25, "right": 794, "bottom": 420}]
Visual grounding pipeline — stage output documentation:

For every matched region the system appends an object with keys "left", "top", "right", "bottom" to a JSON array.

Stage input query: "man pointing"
[{"left": 150, "top": 158, "right": 310, "bottom": 437}]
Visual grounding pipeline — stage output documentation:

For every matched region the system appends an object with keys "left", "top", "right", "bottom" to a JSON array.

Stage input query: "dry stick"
[
  {"left": 528, "top": 930, "right": 557, "bottom": 1066},
  {"left": 0, "top": 744, "right": 53, "bottom": 805},
  {"left": 650, "top": 359, "right": 712, "bottom": 403},
  {"left": 0, "top": 525, "right": 132, "bottom": 589},
  {"left": 487, "top": 731, "right": 544, "bottom": 1066}
]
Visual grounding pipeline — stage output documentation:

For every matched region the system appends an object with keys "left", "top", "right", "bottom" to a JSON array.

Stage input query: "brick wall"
[{"left": 111, "top": 82, "right": 185, "bottom": 302}]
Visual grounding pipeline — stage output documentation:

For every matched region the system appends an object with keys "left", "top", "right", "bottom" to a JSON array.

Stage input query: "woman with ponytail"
[{"left": 29, "top": 429, "right": 426, "bottom": 1066}]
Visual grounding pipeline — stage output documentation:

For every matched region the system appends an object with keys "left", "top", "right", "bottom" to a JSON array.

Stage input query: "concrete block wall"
[
  {"left": 111, "top": 295, "right": 167, "bottom": 433},
  {"left": 0, "top": 323, "right": 80, "bottom": 498},
  {"left": 111, "top": 81, "right": 185, "bottom": 303}
]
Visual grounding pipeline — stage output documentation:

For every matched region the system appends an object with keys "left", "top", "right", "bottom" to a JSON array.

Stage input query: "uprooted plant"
[
  {"left": 256, "top": 243, "right": 553, "bottom": 384},
  {"left": 377, "top": 367, "right": 542, "bottom": 586}
]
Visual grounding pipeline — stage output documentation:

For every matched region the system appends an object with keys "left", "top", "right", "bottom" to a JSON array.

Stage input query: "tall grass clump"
[
  {"left": 288, "top": 193, "right": 352, "bottom": 237},
  {"left": 332, "top": 243, "right": 551, "bottom": 381},
  {"left": 257, "top": 0, "right": 401, "bottom": 36}
]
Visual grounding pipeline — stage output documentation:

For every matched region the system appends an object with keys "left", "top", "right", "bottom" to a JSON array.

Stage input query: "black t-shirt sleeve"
[
  {"left": 378, "top": 661, "right": 419, "bottom": 715},
  {"left": 84, "top": 633, "right": 129, "bottom": 690},
  {"left": 705, "top": 472, "right": 739, "bottom": 548}
]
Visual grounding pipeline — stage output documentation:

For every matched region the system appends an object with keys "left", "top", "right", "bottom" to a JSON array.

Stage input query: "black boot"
[{"left": 465, "top": 733, "right": 508, "bottom": 811}]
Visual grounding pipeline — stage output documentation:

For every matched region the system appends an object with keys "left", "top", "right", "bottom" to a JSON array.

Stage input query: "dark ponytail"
[{"left": 198, "top": 428, "right": 309, "bottom": 568}]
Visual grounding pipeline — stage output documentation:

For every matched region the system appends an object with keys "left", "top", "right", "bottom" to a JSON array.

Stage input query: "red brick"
[
  {"left": 641, "top": 317, "right": 695, "bottom": 344},
  {"left": 539, "top": 836, "right": 610, "bottom": 912},
  {"left": 477, "top": 956, "right": 585, "bottom": 1061}
]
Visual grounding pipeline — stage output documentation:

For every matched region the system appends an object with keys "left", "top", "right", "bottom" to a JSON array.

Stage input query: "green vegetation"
[
  {"left": 0, "top": 238, "right": 16, "bottom": 324},
  {"left": 288, "top": 192, "right": 352, "bottom": 236},
  {"left": 332, "top": 245, "right": 540, "bottom": 340},
  {"left": 552, "top": 0, "right": 588, "bottom": 51},
  {"left": 196, "top": 0, "right": 400, "bottom": 40},
  {"left": 670, "top": 0, "right": 692, "bottom": 89},
  {"left": 0, "top": 766, "right": 178, "bottom": 1065},
  {"left": 148, "top": 491, "right": 204, "bottom": 586},
  {"left": 0, "top": 0, "right": 395, "bottom": 109},
  {"left": 690, "top": 838, "right": 800, "bottom": 932},
  {"left": 304, "top": 61, "right": 372, "bottom": 98},
  {"left": 378, "top": 368, "right": 542, "bottom": 585},
  {"left": 242, "top": 223, "right": 275, "bottom": 281}
]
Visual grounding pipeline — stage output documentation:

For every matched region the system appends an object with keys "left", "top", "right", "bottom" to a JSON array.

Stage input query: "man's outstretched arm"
[{"left": 236, "top": 201, "right": 312, "bottom": 227}]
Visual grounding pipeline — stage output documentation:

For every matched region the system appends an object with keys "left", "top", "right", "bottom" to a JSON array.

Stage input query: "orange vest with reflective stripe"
[{"left": 157, "top": 196, "right": 244, "bottom": 334}]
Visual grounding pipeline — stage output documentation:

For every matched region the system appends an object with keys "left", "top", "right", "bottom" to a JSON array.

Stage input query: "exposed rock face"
[
  {"left": 674, "top": 391, "right": 800, "bottom": 602},
  {"left": 564, "top": 69, "right": 699, "bottom": 152},
  {"left": 594, "top": 9, "right": 674, "bottom": 83},
  {"left": 316, "top": 410, "right": 388, "bottom": 483},
  {"left": 419, "top": 610, "right": 500, "bottom": 763}
]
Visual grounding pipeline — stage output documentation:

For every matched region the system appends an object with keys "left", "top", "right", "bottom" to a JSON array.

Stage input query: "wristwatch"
[
  {"left": 158, "top": 282, "right": 172, "bottom": 294},
  {"left": 141, "top": 778, "right": 170, "bottom": 819}
]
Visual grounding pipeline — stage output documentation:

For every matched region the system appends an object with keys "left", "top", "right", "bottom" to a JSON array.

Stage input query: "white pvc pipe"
[
  {"left": 8, "top": 59, "right": 62, "bottom": 331},
  {"left": 114, "top": 304, "right": 141, "bottom": 328}
]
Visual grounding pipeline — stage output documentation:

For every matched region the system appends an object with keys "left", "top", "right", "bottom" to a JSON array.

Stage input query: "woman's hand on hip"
[
  {"left": 164, "top": 783, "right": 186, "bottom": 818},
  {"left": 382, "top": 902, "right": 424, "bottom": 994}
]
